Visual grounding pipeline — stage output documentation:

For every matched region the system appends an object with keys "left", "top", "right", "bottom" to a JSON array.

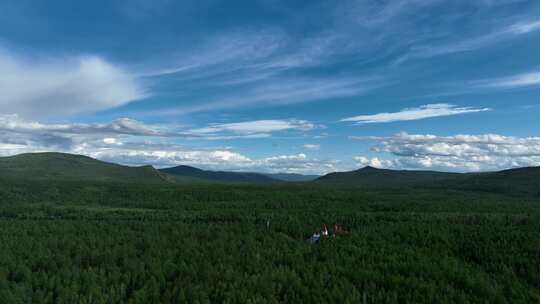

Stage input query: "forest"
[{"left": 0, "top": 177, "right": 539, "bottom": 303}]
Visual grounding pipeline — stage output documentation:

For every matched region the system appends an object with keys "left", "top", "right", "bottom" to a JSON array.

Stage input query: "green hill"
[
  {"left": 159, "top": 165, "right": 278, "bottom": 184},
  {"left": 0, "top": 152, "right": 170, "bottom": 183},
  {"left": 316, "top": 166, "right": 461, "bottom": 187},
  {"left": 437, "top": 166, "right": 540, "bottom": 196},
  {"left": 317, "top": 165, "right": 540, "bottom": 196}
]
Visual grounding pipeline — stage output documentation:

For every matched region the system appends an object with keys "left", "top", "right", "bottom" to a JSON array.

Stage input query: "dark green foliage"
[
  {"left": 160, "top": 165, "right": 278, "bottom": 183},
  {"left": 0, "top": 178, "right": 539, "bottom": 303},
  {"left": 1, "top": 152, "right": 539, "bottom": 302}
]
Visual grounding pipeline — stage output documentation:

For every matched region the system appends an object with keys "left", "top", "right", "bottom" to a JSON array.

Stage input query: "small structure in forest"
[
  {"left": 307, "top": 223, "right": 345, "bottom": 244},
  {"left": 308, "top": 232, "right": 321, "bottom": 244}
]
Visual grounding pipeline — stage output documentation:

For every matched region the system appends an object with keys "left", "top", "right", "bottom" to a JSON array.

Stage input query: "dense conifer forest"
[{"left": 0, "top": 177, "right": 539, "bottom": 303}]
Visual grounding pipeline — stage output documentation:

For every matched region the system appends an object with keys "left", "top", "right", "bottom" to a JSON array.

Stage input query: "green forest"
[{"left": 0, "top": 177, "right": 539, "bottom": 303}]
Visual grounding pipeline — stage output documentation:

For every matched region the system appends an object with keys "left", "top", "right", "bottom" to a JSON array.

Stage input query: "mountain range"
[
  {"left": 159, "top": 165, "right": 278, "bottom": 183},
  {"left": 1, "top": 152, "right": 539, "bottom": 196}
]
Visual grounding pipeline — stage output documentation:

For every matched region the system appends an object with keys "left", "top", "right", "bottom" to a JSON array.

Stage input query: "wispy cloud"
[
  {"left": 475, "top": 71, "right": 540, "bottom": 89},
  {"left": 131, "top": 3, "right": 540, "bottom": 117},
  {"left": 303, "top": 144, "right": 320, "bottom": 150},
  {"left": 140, "top": 29, "right": 288, "bottom": 78},
  {"left": 152, "top": 76, "right": 377, "bottom": 116},
  {"left": 508, "top": 20, "right": 540, "bottom": 34},
  {"left": 133, "top": 25, "right": 387, "bottom": 116},
  {"left": 341, "top": 104, "right": 490, "bottom": 124},
  {"left": 185, "top": 119, "right": 320, "bottom": 140},
  {"left": 0, "top": 114, "right": 192, "bottom": 137},
  {"left": 191, "top": 119, "right": 316, "bottom": 135},
  {"left": 397, "top": 18, "right": 540, "bottom": 64}
]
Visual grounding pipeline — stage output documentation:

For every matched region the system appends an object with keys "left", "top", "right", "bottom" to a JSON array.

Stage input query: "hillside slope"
[
  {"left": 159, "top": 165, "right": 278, "bottom": 184},
  {"left": 0, "top": 152, "right": 169, "bottom": 183},
  {"left": 437, "top": 166, "right": 540, "bottom": 196}
]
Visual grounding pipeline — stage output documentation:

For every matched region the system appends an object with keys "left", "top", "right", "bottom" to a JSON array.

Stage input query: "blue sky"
[{"left": 1, "top": 0, "right": 540, "bottom": 174}]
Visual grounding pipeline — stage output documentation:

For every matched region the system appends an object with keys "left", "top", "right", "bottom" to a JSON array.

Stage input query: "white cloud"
[
  {"left": 0, "top": 114, "right": 198, "bottom": 156},
  {"left": 0, "top": 114, "right": 187, "bottom": 137},
  {"left": 508, "top": 20, "right": 540, "bottom": 34},
  {"left": 354, "top": 156, "right": 394, "bottom": 169},
  {"left": 0, "top": 115, "right": 338, "bottom": 174},
  {"left": 191, "top": 119, "right": 316, "bottom": 135},
  {"left": 303, "top": 144, "right": 320, "bottom": 150},
  {"left": 341, "top": 104, "right": 490, "bottom": 124},
  {"left": 0, "top": 50, "right": 146, "bottom": 119},
  {"left": 254, "top": 153, "right": 340, "bottom": 174},
  {"left": 477, "top": 71, "right": 540, "bottom": 88},
  {"left": 90, "top": 149, "right": 254, "bottom": 168},
  {"left": 352, "top": 132, "right": 540, "bottom": 172},
  {"left": 90, "top": 149, "right": 340, "bottom": 175},
  {"left": 103, "top": 138, "right": 118, "bottom": 145},
  {"left": 186, "top": 119, "right": 321, "bottom": 140}
]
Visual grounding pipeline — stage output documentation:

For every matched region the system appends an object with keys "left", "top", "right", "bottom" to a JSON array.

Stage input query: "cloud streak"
[
  {"left": 508, "top": 20, "right": 540, "bottom": 34},
  {"left": 475, "top": 71, "right": 540, "bottom": 89},
  {"left": 0, "top": 114, "right": 191, "bottom": 137},
  {"left": 190, "top": 119, "right": 316, "bottom": 135},
  {"left": 152, "top": 76, "right": 376, "bottom": 116},
  {"left": 395, "top": 18, "right": 540, "bottom": 64},
  {"left": 303, "top": 144, "right": 320, "bottom": 150},
  {"left": 341, "top": 104, "right": 490, "bottom": 124}
]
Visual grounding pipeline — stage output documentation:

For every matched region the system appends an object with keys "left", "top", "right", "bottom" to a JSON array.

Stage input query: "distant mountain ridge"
[
  {"left": 159, "top": 165, "right": 278, "bottom": 184},
  {"left": 316, "top": 166, "right": 461, "bottom": 186},
  {"left": 263, "top": 173, "right": 320, "bottom": 182},
  {"left": 435, "top": 166, "right": 540, "bottom": 196},
  {"left": 316, "top": 165, "right": 540, "bottom": 196}
]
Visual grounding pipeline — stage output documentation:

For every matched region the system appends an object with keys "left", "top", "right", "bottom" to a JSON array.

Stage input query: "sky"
[{"left": 1, "top": 0, "right": 540, "bottom": 174}]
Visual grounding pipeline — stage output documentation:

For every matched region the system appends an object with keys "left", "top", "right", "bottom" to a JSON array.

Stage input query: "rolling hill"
[
  {"left": 0, "top": 152, "right": 170, "bottom": 183},
  {"left": 2, "top": 152, "right": 539, "bottom": 194},
  {"left": 316, "top": 165, "right": 540, "bottom": 196},
  {"left": 436, "top": 166, "right": 540, "bottom": 196},
  {"left": 159, "top": 165, "right": 279, "bottom": 184},
  {"left": 316, "top": 166, "right": 462, "bottom": 187}
]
